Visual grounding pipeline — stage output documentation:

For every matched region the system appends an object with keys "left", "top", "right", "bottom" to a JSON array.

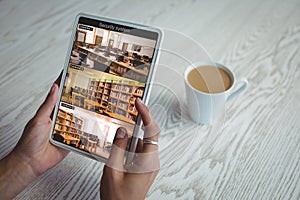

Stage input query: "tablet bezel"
[{"left": 49, "top": 13, "right": 162, "bottom": 163}]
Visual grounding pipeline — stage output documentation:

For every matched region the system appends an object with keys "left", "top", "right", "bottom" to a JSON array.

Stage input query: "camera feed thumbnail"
[{"left": 52, "top": 22, "right": 157, "bottom": 158}]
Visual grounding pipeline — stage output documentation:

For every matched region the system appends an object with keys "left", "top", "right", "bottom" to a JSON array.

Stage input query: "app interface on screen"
[{"left": 52, "top": 18, "right": 158, "bottom": 158}]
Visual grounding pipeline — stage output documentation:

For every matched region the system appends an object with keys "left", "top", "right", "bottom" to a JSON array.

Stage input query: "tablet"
[{"left": 49, "top": 13, "right": 162, "bottom": 162}]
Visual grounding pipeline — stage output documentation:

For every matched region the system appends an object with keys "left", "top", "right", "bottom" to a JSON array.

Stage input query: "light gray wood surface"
[{"left": 1, "top": 0, "right": 299, "bottom": 199}]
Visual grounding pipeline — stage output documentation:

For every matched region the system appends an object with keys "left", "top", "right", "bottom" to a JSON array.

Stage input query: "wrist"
[
  {"left": 9, "top": 150, "right": 38, "bottom": 178},
  {"left": 0, "top": 152, "right": 37, "bottom": 199}
]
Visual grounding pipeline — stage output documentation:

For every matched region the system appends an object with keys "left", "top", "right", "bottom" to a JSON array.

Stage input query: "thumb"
[
  {"left": 106, "top": 127, "right": 128, "bottom": 172},
  {"left": 35, "top": 83, "right": 59, "bottom": 119}
]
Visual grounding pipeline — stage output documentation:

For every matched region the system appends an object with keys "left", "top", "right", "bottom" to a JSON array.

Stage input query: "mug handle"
[{"left": 226, "top": 78, "right": 248, "bottom": 102}]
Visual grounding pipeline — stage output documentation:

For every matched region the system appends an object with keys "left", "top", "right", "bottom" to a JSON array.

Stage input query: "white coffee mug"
[{"left": 184, "top": 62, "right": 248, "bottom": 124}]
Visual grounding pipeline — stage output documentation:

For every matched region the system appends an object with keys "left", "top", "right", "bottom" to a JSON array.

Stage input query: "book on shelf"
[{"left": 85, "top": 79, "right": 145, "bottom": 123}]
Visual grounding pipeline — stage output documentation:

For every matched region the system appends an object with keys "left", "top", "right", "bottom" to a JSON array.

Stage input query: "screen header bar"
[{"left": 79, "top": 17, "right": 158, "bottom": 40}]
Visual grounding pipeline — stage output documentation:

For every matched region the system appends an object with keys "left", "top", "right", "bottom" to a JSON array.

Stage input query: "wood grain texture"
[{"left": 0, "top": 0, "right": 299, "bottom": 199}]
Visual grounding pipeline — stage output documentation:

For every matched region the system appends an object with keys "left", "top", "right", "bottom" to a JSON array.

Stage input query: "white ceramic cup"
[{"left": 184, "top": 62, "right": 248, "bottom": 124}]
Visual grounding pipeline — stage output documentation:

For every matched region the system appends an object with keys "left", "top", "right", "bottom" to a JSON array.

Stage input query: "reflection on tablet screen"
[{"left": 52, "top": 16, "right": 159, "bottom": 159}]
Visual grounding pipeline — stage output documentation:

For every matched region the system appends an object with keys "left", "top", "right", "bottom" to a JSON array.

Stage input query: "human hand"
[
  {"left": 13, "top": 85, "right": 69, "bottom": 175},
  {"left": 100, "top": 98, "right": 160, "bottom": 200},
  {"left": 0, "top": 73, "right": 69, "bottom": 199}
]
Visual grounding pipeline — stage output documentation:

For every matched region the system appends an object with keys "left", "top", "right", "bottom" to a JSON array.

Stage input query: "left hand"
[
  {"left": 12, "top": 82, "right": 69, "bottom": 176},
  {"left": 0, "top": 73, "right": 69, "bottom": 199}
]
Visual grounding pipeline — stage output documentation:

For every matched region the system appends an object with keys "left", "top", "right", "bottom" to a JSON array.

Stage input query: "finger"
[
  {"left": 135, "top": 99, "right": 159, "bottom": 153},
  {"left": 128, "top": 138, "right": 160, "bottom": 173},
  {"left": 135, "top": 98, "right": 151, "bottom": 126},
  {"left": 54, "top": 70, "right": 63, "bottom": 87},
  {"left": 142, "top": 136, "right": 159, "bottom": 153},
  {"left": 50, "top": 71, "right": 62, "bottom": 119},
  {"left": 106, "top": 127, "right": 128, "bottom": 172},
  {"left": 135, "top": 138, "right": 143, "bottom": 153},
  {"left": 35, "top": 83, "right": 59, "bottom": 119}
]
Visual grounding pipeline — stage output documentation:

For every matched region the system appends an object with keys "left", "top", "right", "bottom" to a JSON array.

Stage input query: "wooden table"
[
  {"left": 84, "top": 99, "right": 102, "bottom": 111},
  {"left": 0, "top": 0, "right": 299, "bottom": 199},
  {"left": 61, "top": 133, "right": 80, "bottom": 145},
  {"left": 112, "top": 60, "right": 149, "bottom": 76},
  {"left": 78, "top": 45, "right": 149, "bottom": 76},
  {"left": 78, "top": 45, "right": 114, "bottom": 62}
]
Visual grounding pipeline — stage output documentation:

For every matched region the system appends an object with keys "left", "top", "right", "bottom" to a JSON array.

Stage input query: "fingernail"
[
  {"left": 137, "top": 98, "right": 144, "bottom": 104},
  {"left": 116, "top": 127, "right": 127, "bottom": 139},
  {"left": 50, "top": 84, "right": 56, "bottom": 94}
]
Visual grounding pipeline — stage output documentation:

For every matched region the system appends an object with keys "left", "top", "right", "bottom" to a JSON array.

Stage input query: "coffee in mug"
[
  {"left": 184, "top": 62, "right": 248, "bottom": 124},
  {"left": 187, "top": 66, "right": 232, "bottom": 94}
]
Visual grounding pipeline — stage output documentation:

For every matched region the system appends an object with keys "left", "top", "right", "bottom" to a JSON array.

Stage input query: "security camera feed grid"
[{"left": 52, "top": 18, "right": 158, "bottom": 158}]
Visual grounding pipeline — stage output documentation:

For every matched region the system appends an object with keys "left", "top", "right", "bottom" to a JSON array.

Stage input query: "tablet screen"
[{"left": 51, "top": 16, "right": 159, "bottom": 159}]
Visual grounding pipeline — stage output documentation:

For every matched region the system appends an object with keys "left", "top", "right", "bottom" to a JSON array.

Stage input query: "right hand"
[{"left": 100, "top": 98, "right": 160, "bottom": 200}]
